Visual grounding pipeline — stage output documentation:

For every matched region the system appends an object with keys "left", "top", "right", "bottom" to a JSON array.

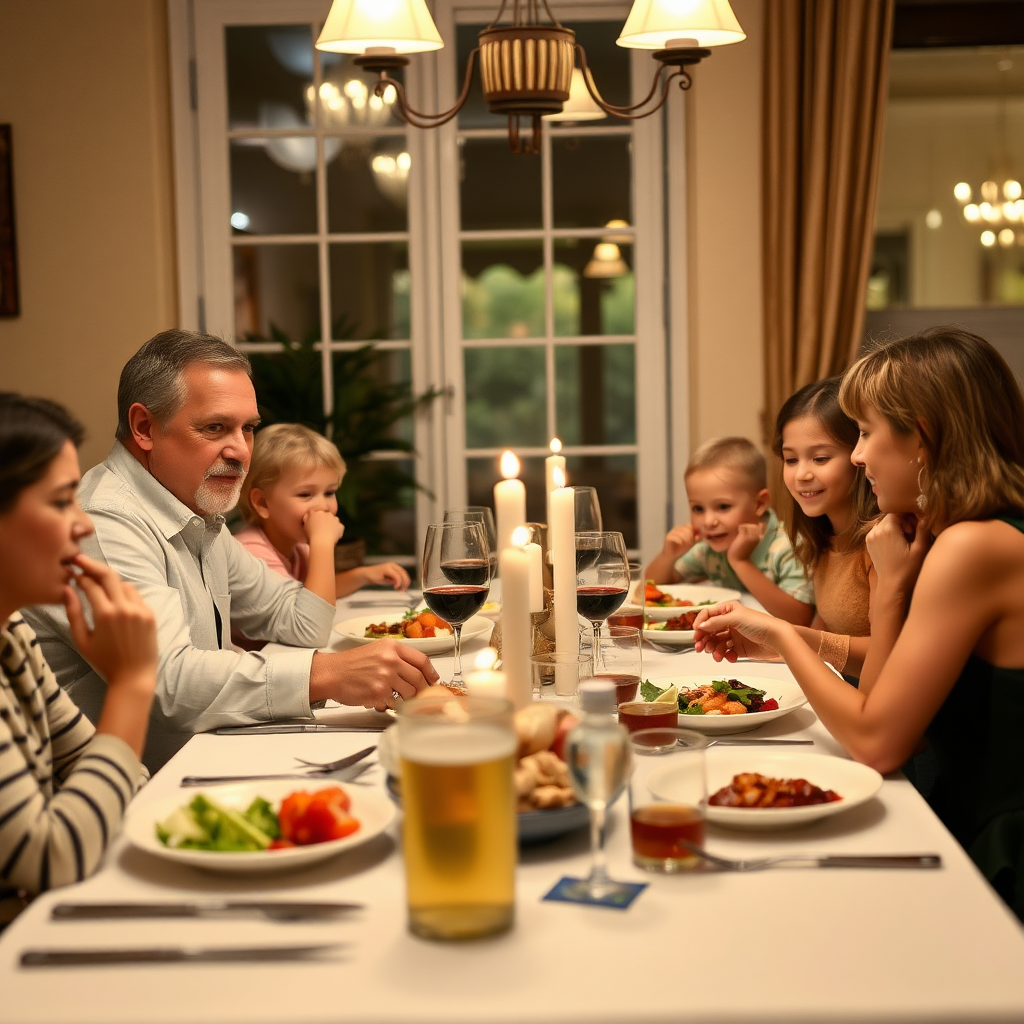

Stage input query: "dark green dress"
[{"left": 925, "top": 516, "right": 1024, "bottom": 921}]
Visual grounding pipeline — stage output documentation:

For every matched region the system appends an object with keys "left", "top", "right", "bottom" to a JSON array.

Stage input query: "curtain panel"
[{"left": 763, "top": 0, "right": 894, "bottom": 436}]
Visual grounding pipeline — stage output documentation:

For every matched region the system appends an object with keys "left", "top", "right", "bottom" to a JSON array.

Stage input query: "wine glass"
[
  {"left": 571, "top": 486, "right": 603, "bottom": 533},
  {"left": 422, "top": 521, "right": 491, "bottom": 687},
  {"left": 444, "top": 507, "right": 498, "bottom": 579},
  {"left": 575, "top": 531, "right": 629, "bottom": 671}
]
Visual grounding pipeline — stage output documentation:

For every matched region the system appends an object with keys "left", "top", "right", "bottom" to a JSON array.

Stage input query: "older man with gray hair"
[{"left": 26, "top": 329, "right": 436, "bottom": 771}]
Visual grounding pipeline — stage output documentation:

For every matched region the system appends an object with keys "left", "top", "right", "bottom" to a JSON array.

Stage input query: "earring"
[{"left": 916, "top": 465, "right": 927, "bottom": 511}]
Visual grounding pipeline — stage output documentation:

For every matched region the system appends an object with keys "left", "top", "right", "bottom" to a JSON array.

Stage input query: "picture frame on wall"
[{"left": 0, "top": 124, "right": 19, "bottom": 318}]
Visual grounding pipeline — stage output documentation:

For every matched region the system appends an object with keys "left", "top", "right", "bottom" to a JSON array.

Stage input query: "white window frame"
[{"left": 168, "top": 0, "right": 691, "bottom": 563}]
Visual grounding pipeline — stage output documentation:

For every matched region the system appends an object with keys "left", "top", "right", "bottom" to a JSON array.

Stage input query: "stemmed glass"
[
  {"left": 572, "top": 486, "right": 603, "bottom": 533},
  {"left": 575, "top": 531, "right": 629, "bottom": 671},
  {"left": 443, "top": 507, "right": 498, "bottom": 579},
  {"left": 422, "top": 521, "right": 491, "bottom": 688}
]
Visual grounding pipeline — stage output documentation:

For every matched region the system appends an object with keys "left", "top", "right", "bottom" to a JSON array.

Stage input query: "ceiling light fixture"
[{"left": 315, "top": 0, "right": 745, "bottom": 154}]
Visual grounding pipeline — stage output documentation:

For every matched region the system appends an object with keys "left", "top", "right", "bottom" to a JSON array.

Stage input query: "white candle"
[
  {"left": 494, "top": 450, "right": 527, "bottom": 555},
  {"left": 465, "top": 649, "right": 507, "bottom": 701},
  {"left": 499, "top": 526, "right": 533, "bottom": 710},
  {"left": 550, "top": 470, "right": 578, "bottom": 695},
  {"left": 545, "top": 438, "right": 566, "bottom": 531},
  {"left": 525, "top": 541, "right": 543, "bottom": 613}
]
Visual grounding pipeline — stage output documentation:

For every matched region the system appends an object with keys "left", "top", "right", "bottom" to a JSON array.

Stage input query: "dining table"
[{"left": 3, "top": 589, "right": 1024, "bottom": 1024}]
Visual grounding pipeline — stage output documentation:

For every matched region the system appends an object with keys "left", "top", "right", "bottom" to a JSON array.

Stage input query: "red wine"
[
  {"left": 576, "top": 585, "right": 627, "bottom": 621},
  {"left": 423, "top": 585, "right": 488, "bottom": 623},
  {"left": 440, "top": 558, "right": 489, "bottom": 587}
]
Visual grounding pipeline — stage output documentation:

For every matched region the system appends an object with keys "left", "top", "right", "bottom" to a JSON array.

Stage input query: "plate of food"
[
  {"left": 640, "top": 583, "right": 742, "bottom": 622},
  {"left": 687, "top": 749, "right": 882, "bottom": 830},
  {"left": 640, "top": 675, "right": 807, "bottom": 734},
  {"left": 334, "top": 610, "right": 493, "bottom": 653},
  {"left": 643, "top": 614, "right": 699, "bottom": 645},
  {"left": 124, "top": 779, "right": 396, "bottom": 873}
]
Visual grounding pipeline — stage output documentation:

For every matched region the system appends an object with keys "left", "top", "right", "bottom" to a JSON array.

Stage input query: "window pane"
[
  {"left": 230, "top": 140, "right": 318, "bottom": 235},
  {"left": 467, "top": 456, "right": 549, "bottom": 523},
  {"left": 553, "top": 239, "right": 634, "bottom": 335},
  {"left": 341, "top": 457, "right": 416, "bottom": 557},
  {"left": 332, "top": 346, "right": 415, "bottom": 454},
  {"left": 226, "top": 25, "right": 313, "bottom": 130},
  {"left": 327, "top": 137, "right": 410, "bottom": 233},
  {"left": 555, "top": 343, "right": 636, "bottom": 446},
  {"left": 329, "top": 243, "right": 410, "bottom": 340},
  {"left": 460, "top": 138, "right": 542, "bottom": 230},
  {"left": 552, "top": 135, "right": 632, "bottom": 229},
  {"left": 464, "top": 346, "right": 547, "bottom": 448},
  {"left": 566, "top": 454, "right": 637, "bottom": 548},
  {"left": 462, "top": 242, "right": 545, "bottom": 339},
  {"left": 234, "top": 244, "right": 319, "bottom": 343}
]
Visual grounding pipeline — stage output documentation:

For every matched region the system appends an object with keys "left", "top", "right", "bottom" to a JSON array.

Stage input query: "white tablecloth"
[{"left": 4, "top": 595, "right": 1024, "bottom": 1024}]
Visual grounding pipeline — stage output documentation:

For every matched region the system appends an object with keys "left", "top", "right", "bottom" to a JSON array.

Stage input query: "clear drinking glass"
[
  {"left": 529, "top": 651, "right": 592, "bottom": 699},
  {"left": 572, "top": 486, "right": 603, "bottom": 533},
  {"left": 582, "top": 624, "right": 642, "bottom": 704},
  {"left": 398, "top": 695, "right": 517, "bottom": 939},
  {"left": 444, "top": 507, "right": 498, "bottom": 579},
  {"left": 628, "top": 728, "right": 708, "bottom": 872},
  {"left": 422, "top": 522, "right": 490, "bottom": 687},
  {"left": 575, "top": 531, "right": 629, "bottom": 669}
]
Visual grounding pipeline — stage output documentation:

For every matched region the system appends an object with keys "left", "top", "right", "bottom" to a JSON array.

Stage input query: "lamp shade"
[
  {"left": 543, "top": 69, "right": 607, "bottom": 122},
  {"left": 617, "top": 0, "right": 746, "bottom": 50},
  {"left": 315, "top": 0, "right": 443, "bottom": 55}
]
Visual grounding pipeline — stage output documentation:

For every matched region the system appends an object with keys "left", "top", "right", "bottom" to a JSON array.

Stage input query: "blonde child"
[
  {"left": 773, "top": 376, "right": 880, "bottom": 677},
  {"left": 236, "top": 424, "right": 410, "bottom": 603},
  {"left": 644, "top": 437, "right": 814, "bottom": 624}
]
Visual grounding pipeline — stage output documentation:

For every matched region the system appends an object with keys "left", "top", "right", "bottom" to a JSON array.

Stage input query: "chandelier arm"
[
  {"left": 378, "top": 48, "right": 480, "bottom": 128},
  {"left": 575, "top": 45, "right": 681, "bottom": 116},
  {"left": 486, "top": 0, "right": 511, "bottom": 30},
  {"left": 539, "top": 0, "right": 564, "bottom": 26}
]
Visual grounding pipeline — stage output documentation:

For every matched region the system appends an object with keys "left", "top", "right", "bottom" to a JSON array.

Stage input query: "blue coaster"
[{"left": 543, "top": 876, "right": 647, "bottom": 909}]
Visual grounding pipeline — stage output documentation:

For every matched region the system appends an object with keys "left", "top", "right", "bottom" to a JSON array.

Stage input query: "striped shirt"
[{"left": 0, "top": 616, "right": 145, "bottom": 927}]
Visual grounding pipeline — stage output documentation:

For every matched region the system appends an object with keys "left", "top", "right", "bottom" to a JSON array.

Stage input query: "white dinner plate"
[
  {"left": 642, "top": 624, "right": 696, "bottom": 645},
  {"left": 642, "top": 584, "right": 742, "bottom": 622},
  {"left": 659, "top": 674, "right": 808, "bottom": 734},
  {"left": 124, "top": 780, "right": 395, "bottom": 873},
  {"left": 649, "top": 750, "right": 882, "bottom": 831},
  {"left": 334, "top": 612, "right": 492, "bottom": 653}
]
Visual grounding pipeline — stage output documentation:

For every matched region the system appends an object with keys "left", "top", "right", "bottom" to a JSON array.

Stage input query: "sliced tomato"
[
  {"left": 268, "top": 838, "right": 296, "bottom": 850},
  {"left": 277, "top": 791, "right": 313, "bottom": 839}
]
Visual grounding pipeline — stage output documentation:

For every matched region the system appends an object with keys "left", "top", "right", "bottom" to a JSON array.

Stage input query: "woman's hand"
[
  {"left": 866, "top": 513, "right": 930, "bottom": 601},
  {"left": 692, "top": 601, "right": 783, "bottom": 662},
  {"left": 303, "top": 509, "right": 346, "bottom": 547},
  {"left": 64, "top": 554, "right": 157, "bottom": 691}
]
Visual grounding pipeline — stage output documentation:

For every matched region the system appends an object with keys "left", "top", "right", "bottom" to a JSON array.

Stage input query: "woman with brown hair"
[{"left": 694, "top": 327, "right": 1024, "bottom": 919}]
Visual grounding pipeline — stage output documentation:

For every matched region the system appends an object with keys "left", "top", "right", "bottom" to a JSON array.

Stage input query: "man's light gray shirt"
[{"left": 24, "top": 442, "right": 336, "bottom": 771}]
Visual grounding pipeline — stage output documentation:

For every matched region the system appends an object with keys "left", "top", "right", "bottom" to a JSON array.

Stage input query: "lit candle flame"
[
  {"left": 510, "top": 525, "right": 530, "bottom": 548},
  {"left": 500, "top": 450, "right": 520, "bottom": 479},
  {"left": 549, "top": 437, "right": 562, "bottom": 454},
  {"left": 553, "top": 466, "right": 566, "bottom": 488},
  {"left": 474, "top": 648, "right": 498, "bottom": 671}
]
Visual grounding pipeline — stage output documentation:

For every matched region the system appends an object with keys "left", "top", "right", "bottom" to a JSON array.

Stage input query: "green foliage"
[{"left": 244, "top": 319, "right": 441, "bottom": 551}]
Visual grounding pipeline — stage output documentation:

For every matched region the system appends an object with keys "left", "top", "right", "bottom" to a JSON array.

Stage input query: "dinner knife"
[
  {"left": 708, "top": 739, "right": 815, "bottom": 746},
  {"left": 214, "top": 723, "right": 386, "bottom": 735},
  {"left": 51, "top": 901, "right": 362, "bottom": 922},
  {"left": 20, "top": 944, "right": 346, "bottom": 967}
]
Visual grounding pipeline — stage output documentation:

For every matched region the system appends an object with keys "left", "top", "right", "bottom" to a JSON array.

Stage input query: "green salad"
[{"left": 156, "top": 794, "right": 280, "bottom": 852}]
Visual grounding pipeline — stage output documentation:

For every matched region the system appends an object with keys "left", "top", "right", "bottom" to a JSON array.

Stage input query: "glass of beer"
[
  {"left": 628, "top": 728, "right": 708, "bottom": 872},
  {"left": 397, "top": 695, "right": 517, "bottom": 940}
]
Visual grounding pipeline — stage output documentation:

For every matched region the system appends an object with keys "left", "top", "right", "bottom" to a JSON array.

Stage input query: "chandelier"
[
  {"left": 954, "top": 179, "right": 1024, "bottom": 249},
  {"left": 315, "top": 0, "right": 746, "bottom": 154}
]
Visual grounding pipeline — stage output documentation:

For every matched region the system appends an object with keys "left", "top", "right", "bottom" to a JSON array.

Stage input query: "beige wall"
[
  {"left": 0, "top": 0, "right": 178, "bottom": 472},
  {"left": 686, "top": 0, "right": 765, "bottom": 449}
]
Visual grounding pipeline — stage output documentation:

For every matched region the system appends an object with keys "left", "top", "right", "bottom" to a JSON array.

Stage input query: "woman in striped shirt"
[{"left": 0, "top": 394, "right": 157, "bottom": 926}]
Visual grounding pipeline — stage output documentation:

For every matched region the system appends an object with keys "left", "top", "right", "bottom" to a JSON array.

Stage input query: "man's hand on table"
[{"left": 309, "top": 640, "right": 439, "bottom": 711}]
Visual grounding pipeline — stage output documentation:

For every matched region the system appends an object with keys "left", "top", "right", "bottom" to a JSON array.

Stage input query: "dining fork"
[
  {"left": 179, "top": 758, "right": 376, "bottom": 788},
  {"left": 293, "top": 745, "right": 377, "bottom": 772},
  {"left": 683, "top": 843, "right": 942, "bottom": 872},
  {"left": 645, "top": 641, "right": 693, "bottom": 654}
]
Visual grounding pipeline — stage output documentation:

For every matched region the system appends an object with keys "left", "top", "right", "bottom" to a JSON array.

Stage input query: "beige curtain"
[{"left": 763, "top": 0, "right": 895, "bottom": 432}]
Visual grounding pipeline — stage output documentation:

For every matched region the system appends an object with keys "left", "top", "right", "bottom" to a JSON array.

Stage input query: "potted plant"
[{"left": 244, "top": 321, "right": 441, "bottom": 565}]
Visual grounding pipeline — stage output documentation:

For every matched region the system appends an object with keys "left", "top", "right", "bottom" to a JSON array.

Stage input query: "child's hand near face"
[
  {"left": 336, "top": 561, "right": 413, "bottom": 598},
  {"left": 662, "top": 524, "right": 699, "bottom": 560},
  {"left": 303, "top": 508, "right": 346, "bottom": 548},
  {"left": 727, "top": 521, "right": 766, "bottom": 565}
]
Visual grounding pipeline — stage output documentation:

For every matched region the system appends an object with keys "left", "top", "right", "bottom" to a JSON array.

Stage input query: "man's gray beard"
[{"left": 194, "top": 461, "right": 245, "bottom": 516}]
